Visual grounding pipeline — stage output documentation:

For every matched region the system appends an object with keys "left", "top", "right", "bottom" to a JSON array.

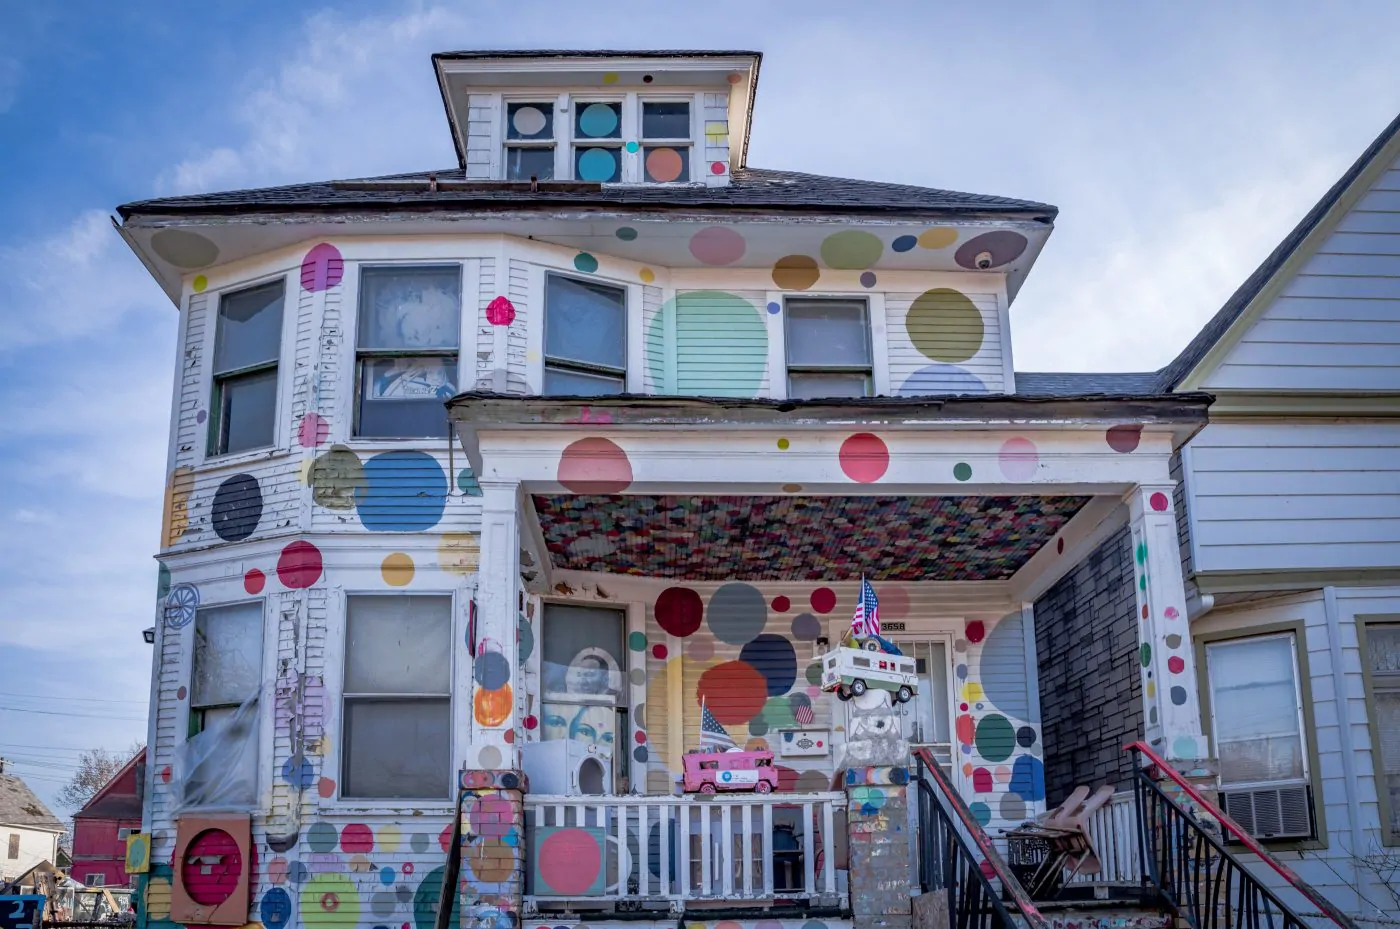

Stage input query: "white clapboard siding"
[
  {"left": 884, "top": 289, "right": 1007, "bottom": 395},
  {"left": 1203, "top": 152, "right": 1400, "bottom": 391},
  {"left": 1185, "top": 422, "right": 1400, "bottom": 572}
]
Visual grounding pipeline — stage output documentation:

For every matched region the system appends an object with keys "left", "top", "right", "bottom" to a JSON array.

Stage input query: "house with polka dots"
[{"left": 110, "top": 47, "right": 1400, "bottom": 929}]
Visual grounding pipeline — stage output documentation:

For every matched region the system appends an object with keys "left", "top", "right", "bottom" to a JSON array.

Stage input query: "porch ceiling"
[{"left": 531, "top": 493, "right": 1091, "bottom": 581}]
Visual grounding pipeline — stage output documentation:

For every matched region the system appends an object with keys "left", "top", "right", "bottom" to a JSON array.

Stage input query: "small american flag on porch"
[
  {"left": 699, "top": 697, "right": 736, "bottom": 750},
  {"left": 850, "top": 576, "right": 881, "bottom": 638}
]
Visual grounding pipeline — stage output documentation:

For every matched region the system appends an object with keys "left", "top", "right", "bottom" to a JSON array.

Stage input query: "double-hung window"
[
  {"left": 505, "top": 102, "right": 555, "bottom": 180},
  {"left": 541, "top": 604, "right": 627, "bottom": 794},
  {"left": 641, "top": 100, "right": 691, "bottom": 183},
  {"left": 342, "top": 595, "right": 453, "bottom": 800},
  {"left": 543, "top": 273, "right": 626, "bottom": 395},
  {"left": 355, "top": 265, "right": 461, "bottom": 438},
  {"left": 573, "top": 101, "right": 623, "bottom": 183},
  {"left": 785, "top": 298, "right": 873, "bottom": 399},
  {"left": 210, "top": 280, "right": 285, "bottom": 456},
  {"left": 1361, "top": 621, "right": 1400, "bottom": 841}
]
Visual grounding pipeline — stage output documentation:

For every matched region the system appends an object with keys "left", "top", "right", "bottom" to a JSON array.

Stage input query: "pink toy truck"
[{"left": 682, "top": 750, "right": 779, "bottom": 794}]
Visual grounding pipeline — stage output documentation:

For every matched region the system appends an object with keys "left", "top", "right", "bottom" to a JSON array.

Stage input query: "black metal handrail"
[
  {"left": 1127, "top": 742, "right": 1359, "bottom": 929},
  {"left": 913, "top": 748, "right": 1048, "bottom": 929}
]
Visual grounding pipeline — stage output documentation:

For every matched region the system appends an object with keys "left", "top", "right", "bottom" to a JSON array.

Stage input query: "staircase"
[{"left": 910, "top": 745, "right": 1361, "bottom": 929}]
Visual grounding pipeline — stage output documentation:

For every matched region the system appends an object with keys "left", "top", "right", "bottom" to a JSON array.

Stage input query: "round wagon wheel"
[
  {"left": 897, "top": 685, "right": 913, "bottom": 704},
  {"left": 754, "top": 780, "right": 772, "bottom": 794},
  {"left": 850, "top": 679, "right": 867, "bottom": 697},
  {"left": 700, "top": 783, "right": 717, "bottom": 795}
]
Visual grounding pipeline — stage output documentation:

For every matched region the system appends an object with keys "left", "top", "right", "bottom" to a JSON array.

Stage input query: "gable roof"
[
  {"left": 73, "top": 748, "right": 144, "bottom": 822},
  {"left": 116, "top": 166, "right": 1057, "bottom": 221},
  {"left": 1156, "top": 108, "right": 1400, "bottom": 391},
  {"left": 0, "top": 772, "right": 64, "bottom": 832}
]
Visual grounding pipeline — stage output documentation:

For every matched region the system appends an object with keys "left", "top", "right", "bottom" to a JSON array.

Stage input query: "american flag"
[
  {"left": 699, "top": 698, "right": 736, "bottom": 751},
  {"left": 851, "top": 577, "right": 881, "bottom": 638}
]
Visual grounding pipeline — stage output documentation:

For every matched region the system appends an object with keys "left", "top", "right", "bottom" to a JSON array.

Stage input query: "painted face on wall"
[{"left": 542, "top": 703, "right": 616, "bottom": 755}]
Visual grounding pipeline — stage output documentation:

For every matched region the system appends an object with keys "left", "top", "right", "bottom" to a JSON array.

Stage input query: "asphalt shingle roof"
[
  {"left": 0, "top": 772, "right": 65, "bottom": 832},
  {"left": 116, "top": 167, "right": 1058, "bottom": 220}
]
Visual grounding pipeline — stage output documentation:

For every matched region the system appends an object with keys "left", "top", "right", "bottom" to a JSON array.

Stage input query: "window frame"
[
  {"left": 542, "top": 271, "right": 628, "bottom": 395},
  {"left": 1194, "top": 620, "right": 1327, "bottom": 850},
  {"left": 783, "top": 296, "right": 875, "bottom": 399},
  {"left": 207, "top": 277, "right": 288, "bottom": 459},
  {"left": 502, "top": 99, "right": 558, "bottom": 181},
  {"left": 351, "top": 263, "right": 464, "bottom": 440},
  {"left": 338, "top": 592, "right": 457, "bottom": 803},
  {"left": 1358, "top": 614, "right": 1400, "bottom": 846}
]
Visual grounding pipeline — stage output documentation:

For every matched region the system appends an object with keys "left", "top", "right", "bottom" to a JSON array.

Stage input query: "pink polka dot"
[
  {"left": 1150, "top": 492, "right": 1170, "bottom": 512},
  {"left": 771, "top": 595, "right": 791, "bottom": 612},
  {"left": 1167, "top": 656, "right": 1185, "bottom": 674},
  {"left": 839, "top": 433, "right": 889, "bottom": 483},
  {"left": 300, "top": 243, "right": 343, "bottom": 292},
  {"left": 810, "top": 588, "right": 837, "bottom": 614},
  {"left": 297, "top": 412, "right": 329, "bottom": 448},
  {"left": 688, "top": 226, "right": 746, "bottom": 266},
  {"left": 486, "top": 296, "right": 516, "bottom": 326},
  {"left": 998, "top": 437, "right": 1038, "bottom": 481},
  {"left": 652, "top": 643, "right": 668, "bottom": 660},
  {"left": 244, "top": 568, "right": 265, "bottom": 595}
]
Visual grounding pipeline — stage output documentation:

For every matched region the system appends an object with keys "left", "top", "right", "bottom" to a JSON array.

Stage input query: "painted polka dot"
[
  {"left": 486, "top": 296, "right": 516, "bottom": 326},
  {"left": 998, "top": 437, "right": 1039, "bottom": 481},
  {"left": 892, "top": 235, "right": 917, "bottom": 253},
  {"left": 652, "top": 643, "right": 668, "bottom": 660},
  {"left": 839, "top": 433, "right": 889, "bottom": 483},
  {"left": 244, "top": 568, "right": 266, "bottom": 595},
  {"left": 820, "top": 230, "right": 883, "bottom": 270},
  {"left": 707, "top": 582, "right": 768, "bottom": 644},
  {"left": 689, "top": 227, "right": 746, "bottom": 265},
  {"left": 1107, "top": 425, "right": 1142, "bottom": 453},
  {"left": 772, "top": 595, "right": 791, "bottom": 612},
  {"left": 918, "top": 228, "right": 958, "bottom": 250},
  {"left": 558, "top": 437, "right": 632, "bottom": 493},
  {"left": 810, "top": 587, "right": 837, "bottom": 614},
  {"left": 1150, "top": 492, "right": 1170, "bottom": 512},
  {"left": 966, "top": 620, "right": 986, "bottom": 644},
  {"left": 953, "top": 462, "right": 973, "bottom": 481},
  {"left": 278, "top": 541, "right": 323, "bottom": 588},
  {"left": 381, "top": 553, "right": 414, "bottom": 587},
  {"left": 791, "top": 613, "right": 821, "bottom": 641},
  {"left": 192, "top": 274, "right": 208, "bottom": 292},
  {"left": 655, "top": 586, "right": 704, "bottom": 637},
  {"left": 772, "top": 254, "right": 821, "bottom": 290},
  {"left": 955, "top": 230, "right": 1028, "bottom": 270},
  {"left": 300, "top": 243, "right": 344, "bottom": 292},
  {"left": 906, "top": 288, "right": 984, "bottom": 363},
  {"left": 574, "top": 252, "right": 599, "bottom": 273}
]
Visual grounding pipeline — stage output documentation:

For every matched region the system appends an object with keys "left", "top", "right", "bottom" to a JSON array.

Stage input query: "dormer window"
[{"left": 505, "top": 103, "right": 555, "bottom": 180}]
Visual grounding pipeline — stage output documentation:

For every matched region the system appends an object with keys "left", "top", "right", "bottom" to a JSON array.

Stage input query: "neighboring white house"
[{"left": 0, "top": 762, "right": 66, "bottom": 884}]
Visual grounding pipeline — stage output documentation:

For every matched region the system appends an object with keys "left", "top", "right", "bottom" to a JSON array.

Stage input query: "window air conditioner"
[{"left": 1220, "top": 783, "right": 1314, "bottom": 841}]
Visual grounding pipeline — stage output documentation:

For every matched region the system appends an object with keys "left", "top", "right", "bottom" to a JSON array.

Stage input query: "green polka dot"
[
  {"left": 819, "top": 230, "right": 883, "bottom": 270},
  {"left": 574, "top": 252, "right": 599, "bottom": 273},
  {"left": 629, "top": 631, "right": 646, "bottom": 651},
  {"left": 974, "top": 714, "right": 1016, "bottom": 762},
  {"left": 646, "top": 291, "right": 768, "bottom": 398},
  {"left": 1140, "top": 643, "right": 1152, "bottom": 667},
  {"left": 905, "top": 288, "right": 985, "bottom": 363},
  {"left": 953, "top": 462, "right": 972, "bottom": 482}
]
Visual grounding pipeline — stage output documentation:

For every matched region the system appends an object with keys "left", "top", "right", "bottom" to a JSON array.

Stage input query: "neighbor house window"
[
  {"left": 1361, "top": 621, "right": 1400, "bottom": 842},
  {"left": 355, "top": 265, "right": 461, "bottom": 438},
  {"left": 641, "top": 100, "right": 691, "bottom": 182},
  {"left": 6, "top": 834, "right": 17, "bottom": 859},
  {"left": 342, "top": 595, "right": 452, "bottom": 800},
  {"left": 210, "top": 280, "right": 285, "bottom": 455},
  {"left": 573, "top": 101, "right": 623, "bottom": 182},
  {"left": 541, "top": 604, "right": 626, "bottom": 794},
  {"left": 785, "top": 298, "right": 873, "bottom": 399},
  {"left": 543, "top": 274, "right": 626, "bottom": 395},
  {"left": 505, "top": 102, "right": 555, "bottom": 180}
]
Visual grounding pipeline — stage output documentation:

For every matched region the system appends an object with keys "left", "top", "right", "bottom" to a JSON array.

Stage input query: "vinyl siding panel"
[
  {"left": 1185, "top": 422, "right": 1400, "bottom": 573},
  {"left": 884, "top": 288, "right": 1007, "bottom": 395}
]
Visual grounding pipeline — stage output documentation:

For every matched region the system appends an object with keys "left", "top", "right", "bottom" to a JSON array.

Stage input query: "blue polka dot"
[
  {"left": 766, "top": 301, "right": 781, "bottom": 315},
  {"left": 354, "top": 450, "right": 448, "bottom": 531},
  {"left": 892, "top": 235, "right": 918, "bottom": 253}
]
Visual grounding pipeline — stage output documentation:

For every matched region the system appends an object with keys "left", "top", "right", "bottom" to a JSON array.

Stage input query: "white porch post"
[
  {"left": 469, "top": 478, "right": 524, "bottom": 770},
  {"left": 1127, "top": 483, "right": 1210, "bottom": 765}
]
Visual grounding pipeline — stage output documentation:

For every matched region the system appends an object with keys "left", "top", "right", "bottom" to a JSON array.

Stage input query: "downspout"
[{"left": 1322, "top": 586, "right": 1368, "bottom": 907}]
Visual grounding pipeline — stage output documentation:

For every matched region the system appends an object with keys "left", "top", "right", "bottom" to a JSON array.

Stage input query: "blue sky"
[{"left": 2, "top": 0, "right": 1399, "bottom": 814}]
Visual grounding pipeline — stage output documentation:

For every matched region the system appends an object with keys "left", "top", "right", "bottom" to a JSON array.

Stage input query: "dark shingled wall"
[{"left": 1033, "top": 526, "right": 1143, "bottom": 803}]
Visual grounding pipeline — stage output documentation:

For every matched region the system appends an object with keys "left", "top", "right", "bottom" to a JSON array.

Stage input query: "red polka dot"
[
  {"left": 538, "top": 829, "right": 603, "bottom": 895},
  {"left": 1106, "top": 425, "right": 1142, "bottom": 453},
  {"left": 710, "top": 161, "right": 726, "bottom": 175},
  {"left": 810, "top": 587, "right": 837, "bottom": 614},
  {"left": 244, "top": 568, "right": 266, "bottom": 595},
  {"left": 696, "top": 661, "right": 768, "bottom": 724},
  {"left": 559, "top": 438, "right": 633, "bottom": 493},
  {"left": 340, "top": 823, "right": 373, "bottom": 854},
  {"left": 1168, "top": 656, "right": 1185, "bottom": 674},
  {"left": 486, "top": 296, "right": 516, "bottom": 326},
  {"left": 771, "top": 596, "right": 791, "bottom": 612},
  {"left": 524, "top": 715, "right": 538, "bottom": 730},
  {"left": 1150, "top": 492, "right": 1170, "bottom": 512},
  {"left": 634, "top": 731, "right": 647, "bottom": 744},
  {"left": 839, "top": 433, "right": 889, "bottom": 483},
  {"left": 966, "top": 620, "right": 986, "bottom": 644},
  {"left": 652, "top": 643, "right": 668, "bottom": 660},
  {"left": 277, "top": 540, "right": 323, "bottom": 588},
  {"left": 972, "top": 768, "right": 993, "bottom": 792},
  {"left": 655, "top": 586, "right": 703, "bottom": 637}
]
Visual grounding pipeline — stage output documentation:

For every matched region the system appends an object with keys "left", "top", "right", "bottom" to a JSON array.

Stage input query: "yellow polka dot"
[
  {"left": 639, "top": 267, "right": 655, "bottom": 283},
  {"left": 602, "top": 72, "right": 620, "bottom": 84},
  {"left": 381, "top": 552, "right": 414, "bottom": 586},
  {"left": 777, "top": 438, "right": 790, "bottom": 450},
  {"left": 918, "top": 227, "right": 958, "bottom": 249},
  {"left": 192, "top": 275, "right": 208, "bottom": 293}
]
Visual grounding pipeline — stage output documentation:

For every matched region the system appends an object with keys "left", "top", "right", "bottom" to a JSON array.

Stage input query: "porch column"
[
  {"left": 461, "top": 478, "right": 525, "bottom": 929},
  {"left": 1127, "top": 484, "right": 1210, "bottom": 766}
]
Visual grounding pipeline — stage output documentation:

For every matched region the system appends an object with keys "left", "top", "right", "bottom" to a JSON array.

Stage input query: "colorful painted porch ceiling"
[{"left": 532, "top": 494, "right": 1090, "bottom": 581}]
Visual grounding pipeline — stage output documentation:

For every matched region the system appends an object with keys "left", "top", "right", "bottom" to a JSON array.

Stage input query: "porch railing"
[
  {"left": 1127, "top": 742, "right": 1359, "bottom": 929},
  {"left": 523, "top": 792, "right": 846, "bottom": 910},
  {"left": 913, "top": 748, "right": 1048, "bottom": 929}
]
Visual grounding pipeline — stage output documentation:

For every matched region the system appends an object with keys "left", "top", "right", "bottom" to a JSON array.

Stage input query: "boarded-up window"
[
  {"left": 1206, "top": 634, "right": 1308, "bottom": 786},
  {"left": 342, "top": 595, "right": 452, "bottom": 799},
  {"left": 1364, "top": 623, "right": 1400, "bottom": 838},
  {"left": 210, "top": 280, "right": 284, "bottom": 455}
]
